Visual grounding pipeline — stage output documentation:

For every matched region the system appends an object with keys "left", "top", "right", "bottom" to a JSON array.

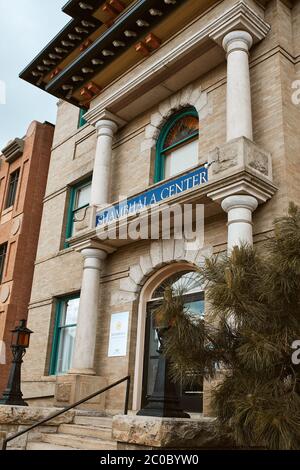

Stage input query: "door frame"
[
  {"left": 132, "top": 262, "right": 204, "bottom": 412},
  {"left": 141, "top": 291, "right": 205, "bottom": 411}
]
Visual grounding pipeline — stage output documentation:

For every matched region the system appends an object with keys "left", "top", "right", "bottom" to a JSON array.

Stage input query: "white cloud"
[{"left": 0, "top": 0, "right": 68, "bottom": 147}]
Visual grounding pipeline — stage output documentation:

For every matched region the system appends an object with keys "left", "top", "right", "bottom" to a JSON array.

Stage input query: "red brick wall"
[{"left": 0, "top": 121, "right": 54, "bottom": 395}]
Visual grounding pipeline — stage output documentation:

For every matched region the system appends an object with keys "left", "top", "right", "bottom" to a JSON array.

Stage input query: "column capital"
[
  {"left": 208, "top": 178, "right": 276, "bottom": 206},
  {"left": 80, "top": 247, "right": 107, "bottom": 262},
  {"left": 73, "top": 239, "right": 116, "bottom": 256},
  {"left": 221, "top": 194, "right": 258, "bottom": 252},
  {"left": 222, "top": 30, "right": 253, "bottom": 55},
  {"left": 209, "top": 3, "right": 270, "bottom": 48},
  {"left": 221, "top": 195, "right": 258, "bottom": 214},
  {"left": 95, "top": 119, "right": 119, "bottom": 138},
  {"left": 84, "top": 107, "right": 126, "bottom": 129}
]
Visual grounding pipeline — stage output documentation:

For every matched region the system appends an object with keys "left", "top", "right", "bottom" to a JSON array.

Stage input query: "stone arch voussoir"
[
  {"left": 142, "top": 83, "right": 212, "bottom": 153},
  {"left": 113, "top": 240, "right": 213, "bottom": 306}
]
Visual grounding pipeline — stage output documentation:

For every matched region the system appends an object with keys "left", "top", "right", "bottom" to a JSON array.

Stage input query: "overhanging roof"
[
  {"left": 20, "top": 0, "right": 210, "bottom": 109},
  {"left": 45, "top": 0, "right": 186, "bottom": 100},
  {"left": 62, "top": 0, "right": 105, "bottom": 17},
  {"left": 19, "top": 16, "right": 102, "bottom": 86}
]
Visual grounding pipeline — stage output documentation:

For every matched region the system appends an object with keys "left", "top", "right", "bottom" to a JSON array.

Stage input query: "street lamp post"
[{"left": 0, "top": 320, "right": 33, "bottom": 406}]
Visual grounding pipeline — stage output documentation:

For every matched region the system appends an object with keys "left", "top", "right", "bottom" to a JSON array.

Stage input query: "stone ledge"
[
  {"left": 112, "top": 415, "right": 234, "bottom": 449},
  {"left": 0, "top": 405, "right": 75, "bottom": 426}
]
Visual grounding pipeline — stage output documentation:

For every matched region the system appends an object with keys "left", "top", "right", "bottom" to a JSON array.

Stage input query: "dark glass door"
[{"left": 141, "top": 292, "right": 205, "bottom": 413}]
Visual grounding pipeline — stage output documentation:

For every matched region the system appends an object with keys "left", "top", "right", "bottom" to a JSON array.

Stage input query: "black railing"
[
  {"left": 23, "top": 395, "right": 55, "bottom": 401},
  {"left": 2, "top": 375, "right": 131, "bottom": 451}
]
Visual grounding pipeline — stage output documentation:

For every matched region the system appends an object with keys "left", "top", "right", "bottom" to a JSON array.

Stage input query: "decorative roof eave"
[
  {"left": 1, "top": 138, "right": 24, "bottom": 164},
  {"left": 19, "top": 16, "right": 103, "bottom": 87},
  {"left": 45, "top": 0, "right": 184, "bottom": 105},
  {"left": 62, "top": 0, "right": 104, "bottom": 18},
  {"left": 84, "top": 1, "right": 270, "bottom": 123}
]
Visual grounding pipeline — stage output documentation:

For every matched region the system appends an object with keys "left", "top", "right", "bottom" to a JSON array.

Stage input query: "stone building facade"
[
  {"left": 20, "top": 0, "right": 300, "bottom": 417},
  {"left": 0, "top": 121, "right": 54, "bottom": 396}
]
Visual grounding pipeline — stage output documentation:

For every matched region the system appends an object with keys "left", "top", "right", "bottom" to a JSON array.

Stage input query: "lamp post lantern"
[{"left": 0, "top": 320, "right": 33, "bottom": 406}]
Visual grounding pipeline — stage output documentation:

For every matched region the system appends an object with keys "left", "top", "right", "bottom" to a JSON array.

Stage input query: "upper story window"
[
  {"left": 78, "top": 108, "right": 87, "bottom": 128},
  {"left": 0, "top": 243, "right": 7, "bottom": 283},
  {"left": 5, "top": 169, "right": 20, "bottom": 209},
  {"left": 155, "top": 108, "right": 199, "bottom": 183},
  {"left": 65, "top": 178, "right": 92, "bottom": 245}
]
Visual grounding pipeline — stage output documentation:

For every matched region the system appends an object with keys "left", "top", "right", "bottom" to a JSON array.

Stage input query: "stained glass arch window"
[
  {"left": 151, "top": 270, "right": 202, "bottom": 300},
  {"left": 155, "top": 107, "right": 199, "bottom": 182}
]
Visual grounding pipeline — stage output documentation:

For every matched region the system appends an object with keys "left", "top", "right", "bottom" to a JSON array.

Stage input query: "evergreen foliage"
[{"left": 160, "top": 203, "right": 300, "bottom": 449}]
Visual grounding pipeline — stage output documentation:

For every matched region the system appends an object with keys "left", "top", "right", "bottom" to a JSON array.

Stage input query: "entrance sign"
[
  {"left": 108, "top": 312, "right": 129, "bottom": 357},
  {"left": 96, "top": 165, "right": 208, "bottom": 226}
]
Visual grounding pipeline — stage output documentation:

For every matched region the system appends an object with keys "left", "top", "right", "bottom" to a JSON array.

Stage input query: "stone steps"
[
  {"left": 10, "top": 411, "right": 117, "bottom": 450},
  {"left": 59, "top": 423, "right": 113, "bottom": 440},
  {"left": 27, "top": 442, "right": 79, "bottom": 451},
  {"left": 73, "top": 415, "right": 113, "bottom": 428},
  {"left": 40, "top": 432, "right": 117, "bottom": 450}
]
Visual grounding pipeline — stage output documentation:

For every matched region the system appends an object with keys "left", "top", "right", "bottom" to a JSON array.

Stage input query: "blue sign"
[{"left": 96, "top": 165, "right": 208, "bottom": 227}]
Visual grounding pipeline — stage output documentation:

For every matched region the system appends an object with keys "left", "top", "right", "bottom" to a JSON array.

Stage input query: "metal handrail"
[
  {"left": 2, "top": 375, "right": 131, "bottom": 451},
  {"left": 23, "top": 395, "right": 55, "bottom": 401}
]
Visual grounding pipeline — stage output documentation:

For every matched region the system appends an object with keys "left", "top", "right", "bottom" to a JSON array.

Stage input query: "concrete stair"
[
  {"left": 27, "top": 442, "right": 78, "bottom": 451},
  {"left": 73, "top": 416, "right": 113, "bottom": 428},
  {"left": 59, "top": 424, "right": 113, "bottom": 441},
  {"left": 27, "top": 416, "right": 116, "bottom": 450}
]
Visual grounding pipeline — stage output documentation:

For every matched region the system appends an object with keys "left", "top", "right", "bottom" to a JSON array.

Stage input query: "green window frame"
[
  {"left": 0, "top": 243, "right": 7, "bottom": 283},
  {"left": 49, "top": 294, "right": 80, "bottom": 376},
  {"left": 5, "top": 168, "right": 20, "bottom": 209},
  {"left": 154, "top": 108, "right": 199, "bottom": 183},
  {"left": 65, "top": 178, "right": 92, "bottom": 248},
  {"left": 78, "top": 108, "right": 87, "bottom": 128}
]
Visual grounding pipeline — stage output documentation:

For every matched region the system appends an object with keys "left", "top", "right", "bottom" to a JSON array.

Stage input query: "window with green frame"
[
  {"left": 78, "top": 108, "right": 87, "bottom": 128},
  {"left": 155, "top": 108, "right": 199, "bottom": 183},
  {"left": 50, "top": 295, "right": 80, "bottom": 375},
  {"left": 65, "top": 178, "right": 92, "bottom": 247}
]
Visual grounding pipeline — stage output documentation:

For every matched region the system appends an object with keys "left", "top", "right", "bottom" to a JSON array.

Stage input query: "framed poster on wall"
[{"left": 108, "top": 312, "right": 129, "bottom": 358}]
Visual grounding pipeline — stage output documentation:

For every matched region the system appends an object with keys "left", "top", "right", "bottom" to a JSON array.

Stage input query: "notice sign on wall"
[{"left": 108, "top": 312, "right": 129, "bottom": 358}]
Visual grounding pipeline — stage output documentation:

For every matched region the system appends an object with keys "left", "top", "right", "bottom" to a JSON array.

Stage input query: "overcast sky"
[{"left": 0, "top": 0, "right": 68, "bottom": 149}]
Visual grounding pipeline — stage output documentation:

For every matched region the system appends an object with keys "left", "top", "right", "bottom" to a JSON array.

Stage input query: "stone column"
[
  {"left": 222, "top": 30, "right": 253, "bottom": 142},
  {"left": 90, "top": 119, "right": 118, "bottom": 207},
  {"left": 70, "top": 248, "right": 107, "bottom": 375},
  {"left": 221, "top": 195, "right": 258, "bottom": 252}
]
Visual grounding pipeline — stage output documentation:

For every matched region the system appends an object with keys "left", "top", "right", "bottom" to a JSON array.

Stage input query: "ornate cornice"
[
  {"left": 20, "top": 0, "right": 186, "bottom": 107},
  {"left": 1, "top": 138, "right": 24, "bottom": 163},
  {"left": 62, "top": 0, "right": 103, "bottom": 18},
  {"left": 19, "top": 15, "right": 103, "bottom": 87},
  {"left": 87, "top": 1, "right": 270, "bottom": 121},
  {"left": 19, "top": 1, "right": 271, "bottom": 111},
  {"left": 45, "top": 0, "right": 185, "bottom": 104}
]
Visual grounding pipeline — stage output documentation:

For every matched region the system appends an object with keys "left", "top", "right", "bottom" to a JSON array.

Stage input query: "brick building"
[
  {"left": 17, "top": 0, "right": 300, "bottom": 440},
  {"left": 0, "top": 121, "right": 54, "bottom": 396}
]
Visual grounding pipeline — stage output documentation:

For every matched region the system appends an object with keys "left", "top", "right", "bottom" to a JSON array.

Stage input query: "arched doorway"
[{"left": 132, "top": 263, "right": 205, "bottom": 414}]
